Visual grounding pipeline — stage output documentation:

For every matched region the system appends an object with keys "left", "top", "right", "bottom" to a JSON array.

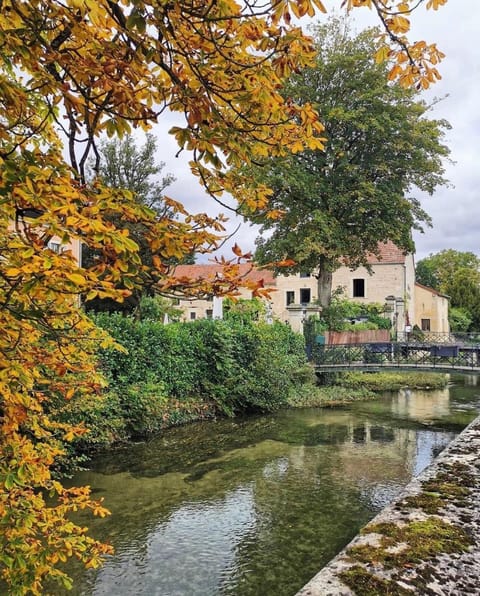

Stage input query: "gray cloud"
[{"left": 151, "top": 1, "right": 480, "bottom": 263}]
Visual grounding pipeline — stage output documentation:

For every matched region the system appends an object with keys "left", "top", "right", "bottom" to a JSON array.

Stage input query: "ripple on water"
[{"left": 85, "top": 486, "right": 257, "bottom": 596}]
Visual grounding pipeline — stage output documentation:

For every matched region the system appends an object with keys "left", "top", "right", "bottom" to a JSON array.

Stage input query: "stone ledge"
[{"left": 296, "top": 415, "right": 480, "bottom": 596}]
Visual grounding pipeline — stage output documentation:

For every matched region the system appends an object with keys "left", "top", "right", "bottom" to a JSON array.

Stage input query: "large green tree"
[
  {"left": 416, "top": 249, "right": 480, "bottom": 292},
  {"left": 248, "top": 19, "right": 450, "bottom": 307},
  {"left": 416, "top": 249, "right": 480, "bottom": 330}
]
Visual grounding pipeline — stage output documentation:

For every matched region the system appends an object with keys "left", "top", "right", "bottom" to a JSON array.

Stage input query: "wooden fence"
[{"left": 325, "top": 329, "right": 390, "bottom": 345}]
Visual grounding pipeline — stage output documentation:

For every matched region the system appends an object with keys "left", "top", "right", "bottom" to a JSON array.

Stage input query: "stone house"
[
  {"left": 414, "top": 282, "right": 450, "bottom": 334},
  {"left": 273, "top": 241, "right": 417, "bottom": 334},
  {"left": 173, "top": 263, "right": 276, "bottom": 321},
  {"left": 12, "top": 208, "right": 82, "bottom": 263},
  {"left": 172, "top": 242, "right": 450, "bottom": 335}
]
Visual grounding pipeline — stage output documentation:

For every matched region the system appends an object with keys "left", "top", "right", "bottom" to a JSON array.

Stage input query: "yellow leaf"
[
  {"left": 66, "top": 273, "right": 87, "bottom": 285},
  {"left": 375, "top": 45, "right": 391, "bottom": 64},
  {"left": 5, "top": 268, "right": 22, "bottom": 277}
]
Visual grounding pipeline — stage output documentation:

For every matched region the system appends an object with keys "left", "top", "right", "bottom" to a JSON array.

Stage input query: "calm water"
[{"left": 64, "top": 375, "right": 480, "bottom": 596}]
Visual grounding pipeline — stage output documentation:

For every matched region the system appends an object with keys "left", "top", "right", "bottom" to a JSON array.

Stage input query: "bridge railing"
[
  {"left": 396, "top": 331, "right": 480, "bottom": 345},
  {"left": 311, "top": 342, "right": 480, "bottom": 370}
]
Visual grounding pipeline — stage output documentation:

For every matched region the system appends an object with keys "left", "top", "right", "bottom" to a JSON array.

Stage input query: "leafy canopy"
[
  {"left": 416, "top": 250, "right": 480, "bottom": 330},
  {"left": 83, "top": 134, "right": 182, "bottom": 313},
  {"left": 248, "top": 18, "right": 450, "bottom": 305},
  {"left": 93, "top": 134, "right": 176, "bottom": 215},
  {"left": 416, "top": 249, "right": 480, "bottom": 293},
  {"left": 0, "top": 0, "right": 448, "bottom": 593}
]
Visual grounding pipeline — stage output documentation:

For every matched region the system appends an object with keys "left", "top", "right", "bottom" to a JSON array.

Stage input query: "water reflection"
[
  {"left": 64, "top": 379, "right": 480, "bottom": 596},
  {"left": 464, "top": 374, "right": 479, "bottom": 386},
  {"left": 393, "top": 387, "right": 451, "bottom": 420}
]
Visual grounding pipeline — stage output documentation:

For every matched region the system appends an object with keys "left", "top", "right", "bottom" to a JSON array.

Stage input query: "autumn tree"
[
  {"left": 0, "top": 0, "right": 448, "bottom": 593},
  {"left": 249, "top": 19, "right": 450, "bottom": 307}
]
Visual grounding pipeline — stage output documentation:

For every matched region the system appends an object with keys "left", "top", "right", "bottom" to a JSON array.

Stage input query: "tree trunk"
[{"left": 316, "top": 256, "right": 333, "bottom": 309}]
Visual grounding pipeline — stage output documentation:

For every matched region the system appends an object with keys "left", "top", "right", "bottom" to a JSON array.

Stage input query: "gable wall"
[{"left": 414, "top": 284, "right": 450, "bottom": 333}]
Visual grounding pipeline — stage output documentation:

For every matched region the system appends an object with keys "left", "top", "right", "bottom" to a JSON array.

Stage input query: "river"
[{"left": 63, "top": 375, "right": 480, "bottom": 596}]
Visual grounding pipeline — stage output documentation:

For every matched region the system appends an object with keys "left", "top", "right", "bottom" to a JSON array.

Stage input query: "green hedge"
[
  {"left": 54, "top": 316, "right": 314, "bottom": 453},
  {"left": 92, "top": 315, "right": 312, "bottom": 413}
]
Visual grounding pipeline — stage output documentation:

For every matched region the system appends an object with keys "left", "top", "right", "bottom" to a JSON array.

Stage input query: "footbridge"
[{"left": 311, "top": 341, "right": 480, "bottom": 374}]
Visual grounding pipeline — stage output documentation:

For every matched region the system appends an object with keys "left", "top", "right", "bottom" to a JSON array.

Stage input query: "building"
[
  {"left": 173, "top": 263, "right": 276, "bottom": 321},
  {"left": 273, "top": 242, "right": 415, "bottom": 332},
  {"left": 414, "top": 282, "right": 450, "bottom": 334},
  {"left": 172, "top": 242, "right": 450, "bottom": 334}
]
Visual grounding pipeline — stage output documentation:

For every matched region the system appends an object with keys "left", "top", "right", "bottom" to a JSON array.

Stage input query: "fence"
[
  {"left": 312, "top": 341, "right": 480, "bottom": 372},
  {"left": 396, "top": 331, "right": 480, "bottom": 345}
]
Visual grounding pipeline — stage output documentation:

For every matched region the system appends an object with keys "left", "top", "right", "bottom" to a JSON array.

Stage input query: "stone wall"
[{"left": 296, "top": 415, "right": 480, "bottom": 595}]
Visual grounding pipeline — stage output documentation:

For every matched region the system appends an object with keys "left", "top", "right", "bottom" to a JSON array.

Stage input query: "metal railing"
[
  {"left": 311, "top": 341, "right": 480, "bottom": 372},
  {"left": 396, "top": 331, "right": 480, "bottom": 345}
]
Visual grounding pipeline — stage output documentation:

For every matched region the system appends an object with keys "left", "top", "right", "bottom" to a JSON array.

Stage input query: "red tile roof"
[
  {"left": 174, "top": 242, "right": 408, "bottom": 284},
  {"left": 173, "top": 263, "right": 276, "bottom": 285},
  {"left": 365, "top": 241, "right": 408, "bottom": 264},
  {"left": 415, "top": 282, "right": 450, "bottom": 299}
]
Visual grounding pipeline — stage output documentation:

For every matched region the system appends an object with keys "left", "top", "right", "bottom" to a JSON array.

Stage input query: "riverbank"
[
  {"left": 54, "top": 310, "right": 451, "bottom": 467},
  {"left": 296, "top": 413, "right": 480, "bottom": 596},
  {"left": 59, "top": 368, "right": 448, "bottom": 465},
  {"left": 57, "top": 378, "right": 480, "bottom": 596},
  {"left": 290, "top": 371, "right": 448, "bottom": 408}
]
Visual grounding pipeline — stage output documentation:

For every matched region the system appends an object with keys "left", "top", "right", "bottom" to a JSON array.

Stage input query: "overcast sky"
[{"left": 152, "top": 1, "right": 479, "bottom": 264}]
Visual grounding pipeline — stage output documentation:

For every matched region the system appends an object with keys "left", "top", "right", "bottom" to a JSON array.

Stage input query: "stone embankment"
[{"left": 297, "top": 415, "right": 480, "bottom": 595}]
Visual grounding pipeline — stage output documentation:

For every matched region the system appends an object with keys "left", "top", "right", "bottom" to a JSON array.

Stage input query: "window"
[
  {"left": 352, "top": 278, "right": 365, "bottom": 298},
  {"left": 421, "top": 318, "right": 431, "bottom": 331},
  {"left": 206, "top": 309, "right": 213, "bottom": 319},
  {"left": 48, "top": 241, "right": 61, "bottom": 253},
  {"left": 299, "top": 288, "right": 311, "bottom": 305},
  {"left": 299, "top": 272, "right": 311, "bottom": 278},
  {"left": 286, "top": 291, "right": 295, "bottom": 306},
  {"left": 189, "top": 312, "right": 196, "bottom": 320}
]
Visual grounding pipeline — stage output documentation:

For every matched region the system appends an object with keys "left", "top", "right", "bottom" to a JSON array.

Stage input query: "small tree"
[
  {"left": 95, "top": 134, "right": 175, "bottom": 216},
  {"left": 135, "top": 295, "right": 183, "bottom": 322},
  {"left": 223, "top": 298, "right": 267, "bottom": 325},
  {"left": 416, "top": 250, "right": 480, "bottom": 330},
  {"left": 449, "top": 307, "right": 473, "bottom": 333},
  {"left": 84, "top": 135, "right": 180, "bottom": 313}
]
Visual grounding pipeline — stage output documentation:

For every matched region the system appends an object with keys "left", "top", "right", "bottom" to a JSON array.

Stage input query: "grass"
[
  {"left": 288, "top": 385, "right": 377, "bottom": 408},
  {"left": 289, "top": 370, "right": 448, "bottom": 409},
  {"left": 337, "top": 371, "right": 449, "bottom": 391}
]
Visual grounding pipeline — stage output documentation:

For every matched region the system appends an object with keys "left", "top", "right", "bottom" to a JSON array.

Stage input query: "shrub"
[
  {"left": 318, "top": 297, "right": 391, "bottom": 331},
  {"left": 92, "top": 314, "right": 312, "bottom": 416},
  {"left": 55, "top": 390, "right": 127, "bottom": 453},
  {"left": 231, "top": 322, "right": 311, "bottom": 411},
  {"left": 120, "top": 380, "right": 169, "bottom": 436},
  {"left": 449, "top": 307, "right": 472, "bottom": 332}
]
